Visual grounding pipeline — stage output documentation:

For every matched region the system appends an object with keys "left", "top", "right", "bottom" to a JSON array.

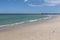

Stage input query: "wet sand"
[{"left": 0, "top": 15, "right": 60, "bottom": 40}]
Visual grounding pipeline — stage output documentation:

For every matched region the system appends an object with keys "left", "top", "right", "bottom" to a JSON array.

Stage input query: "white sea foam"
[
  {"left": 28, "top": 20, "right": 38, "bottom": 22},
  {"left": 0, "top": 22, "right": 25, "bottom": 27},
  {"left": 0, "top": 24, "right": 10, "bottom": 27}
]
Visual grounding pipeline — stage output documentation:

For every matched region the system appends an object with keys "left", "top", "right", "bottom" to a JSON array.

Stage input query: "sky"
[{"left": 0, "top": 0, "right": 60, "bottom": 13}]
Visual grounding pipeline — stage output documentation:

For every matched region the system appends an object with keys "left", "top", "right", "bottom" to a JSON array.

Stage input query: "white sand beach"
[{"left": 0, "top": 15, "right": 60, "bottom": 40}]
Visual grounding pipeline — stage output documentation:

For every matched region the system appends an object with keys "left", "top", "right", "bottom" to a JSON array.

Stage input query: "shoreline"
[
  {"left": 0, "top": 17, "right": 46, "bottom": 27},
  {"left": 0, "top": 15, "right": 52, "bottom": 27},
  {"left": 0, "top": 15, "right": 57, "bottom": 31},
  {"left": 0, "top": 17, "right": 48, "bottom": 27}
]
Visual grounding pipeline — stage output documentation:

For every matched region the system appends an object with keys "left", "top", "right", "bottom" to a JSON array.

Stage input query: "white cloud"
[
  {"left": 27, "top": 3, "right": 45, "bottom": 7},
  {"left": 24, "top": 0, "right": 28, "bottom": 2},
  {"left": 45, "top": 0, "right": 60, "bottom": 6},
  {"left": 24, "top": 0, "right": 60, "bottom": 7}
]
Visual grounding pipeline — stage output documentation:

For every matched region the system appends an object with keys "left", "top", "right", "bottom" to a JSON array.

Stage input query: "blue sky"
[{"left": 0, "top": 0, "right": 60, "bottom": 13}]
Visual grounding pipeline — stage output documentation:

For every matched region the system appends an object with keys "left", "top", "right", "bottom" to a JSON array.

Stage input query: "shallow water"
[{"left": 0, "top": 14, "right": 48, "bottom": 25}]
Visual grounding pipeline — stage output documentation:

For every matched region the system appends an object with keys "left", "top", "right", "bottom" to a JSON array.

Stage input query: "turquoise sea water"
[{"left": 0, "top": 14, "right": 48, "bottom": 25}]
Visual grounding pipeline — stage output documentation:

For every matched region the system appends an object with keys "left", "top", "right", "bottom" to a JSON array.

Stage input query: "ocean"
[{"left": 0, "top": 14, "right": 48, "bottom": 26}]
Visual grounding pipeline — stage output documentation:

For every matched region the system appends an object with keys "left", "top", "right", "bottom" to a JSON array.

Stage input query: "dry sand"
[{"left": 0, "top": 15, "right": 60, "bottom": 40}]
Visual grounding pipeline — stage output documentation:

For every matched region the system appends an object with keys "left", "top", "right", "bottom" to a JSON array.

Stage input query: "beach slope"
[{"left": 0, "top": 15, "right": 60, "bottom": 40}]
